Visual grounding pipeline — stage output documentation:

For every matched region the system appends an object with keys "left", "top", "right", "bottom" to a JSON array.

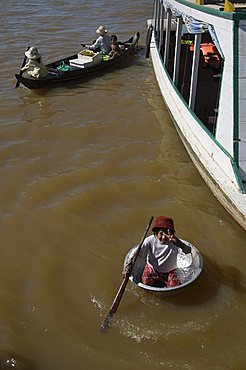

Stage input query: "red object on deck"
[{"left": 190, "top": 43, "right": 221, "bottom": 68}]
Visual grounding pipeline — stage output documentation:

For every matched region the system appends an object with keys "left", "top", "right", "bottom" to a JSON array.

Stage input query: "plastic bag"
[
  {"left": 101, "top": 55, "right": 110, "bottom": 62},
  {"left": 57, "top": 61, "right": 70, "bottom": 72},
  {"left": 81, "top": 50, "right": 96, "bottom": 57}
]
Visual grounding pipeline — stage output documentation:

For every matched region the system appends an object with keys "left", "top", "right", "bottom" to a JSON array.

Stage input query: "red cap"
[{"left": 152, "top": 216, "right": 175, "bottom": 232}]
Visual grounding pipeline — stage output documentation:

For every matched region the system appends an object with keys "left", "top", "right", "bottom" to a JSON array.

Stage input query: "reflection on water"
[
  {"left": 0, "top": 1, "right": 246, "bottom": 370},
  {"left": 0, "top": 351, "right": 36, "bottom": 370}
]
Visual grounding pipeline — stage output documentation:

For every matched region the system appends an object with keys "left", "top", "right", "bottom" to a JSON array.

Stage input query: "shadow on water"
[
  {"left": 0, "top": 351, "right": 36, "bottom": 370},
  {"left": 157, "top": 254, "right": 246, "bottom": 306}
]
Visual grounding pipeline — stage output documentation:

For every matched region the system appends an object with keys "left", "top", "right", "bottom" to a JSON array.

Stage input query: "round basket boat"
[{"left": 124, "top": 240, "right": 203, "bottom": 294}]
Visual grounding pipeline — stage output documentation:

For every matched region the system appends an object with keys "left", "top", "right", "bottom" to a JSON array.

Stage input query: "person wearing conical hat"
[
  {"left": 85, "top": 26, "right": 111, "bottom": 55},
  {"left": 20, "top": 47, "right": 48, "bottom": 79},
  {"left": 140, "top": 216, "right": 191, "bottom": 287}
]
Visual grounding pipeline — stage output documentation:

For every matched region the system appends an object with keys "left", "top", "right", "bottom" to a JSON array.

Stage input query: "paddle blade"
[
  {"left": 100, "top": 217, "right": 153, "bottom": 332},
  {"left": 15, "top": 46, "right": 30, "bottom": 88},
  {"left": 100, "top": 313, "right": 113, "bottom": 332},
  {"left": 100, "top": 277, "right": 129, "bottom": 332},
  {"left": 15, "top": 75, "right": 20, "bottom": 88}
]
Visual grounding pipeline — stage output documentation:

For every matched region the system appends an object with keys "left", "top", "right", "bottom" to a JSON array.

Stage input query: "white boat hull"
[{"left": 148, "top": 0, "right": 246, "bottom": 230}]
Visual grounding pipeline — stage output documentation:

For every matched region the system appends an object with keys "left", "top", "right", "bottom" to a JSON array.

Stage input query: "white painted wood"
[
  {"left": 238, "top": 58, "right": 246, "bottom": 79},
  {"left": 189, "top": 33, "right": 202, "bottom": 110},
  {"left": 238, "top": 23, "right": 246, "bottom": 179},
  {"left": 159, "top": 4, "right": 164, "bottom": 52},
  {"left": 156, "top": 0, "right": 161, "bottom": 38},
  {"left": 154, "top": 0, "right": 158, "bottom": 31},
  {"left": 164, "top": 10, "right": 172, "bottom": 66},
  {"left": 238, "top": 98, "right": 246, "bottom": 118},
  {"left": 239, "top": 122, "right": 246, "bottom": 143},
  {"left": 173, "top": 17, "right": 183, "bottom": 86},
  {"left": 238, "top": 78, "right": 246, "bottom": 100}
]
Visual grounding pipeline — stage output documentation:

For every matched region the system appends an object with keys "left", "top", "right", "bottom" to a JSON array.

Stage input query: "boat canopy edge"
[{"left": 159, "top": 0, "right": 246, "bottom": 20}]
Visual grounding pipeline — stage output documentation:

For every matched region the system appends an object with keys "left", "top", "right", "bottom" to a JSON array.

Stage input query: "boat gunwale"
[{"left": 168, "top": 0, "right": 246, "bottom": 20}]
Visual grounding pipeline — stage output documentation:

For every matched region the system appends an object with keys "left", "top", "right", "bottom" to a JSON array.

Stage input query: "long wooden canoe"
[{"left": 15, "top": 32, "right": 140, "bottom": 89}]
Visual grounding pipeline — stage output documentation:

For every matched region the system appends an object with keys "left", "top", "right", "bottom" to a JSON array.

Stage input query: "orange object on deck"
[
  {"left": 190, "top": 43, "right": 220, "bottom": 61},
  {"left": 200, "top": 43, "right": 220, "bottom": 61},
  {"left": 190, "top": 42, "right": 221, "bottom": 70}
]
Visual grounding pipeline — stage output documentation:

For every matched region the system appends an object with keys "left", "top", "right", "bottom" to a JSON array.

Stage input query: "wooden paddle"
[
  {"left": 101, "top": 216, "right": 153, "bottom": 332},
  {"left": 15, "top": 46, "right": 30, "bottom": 88}
]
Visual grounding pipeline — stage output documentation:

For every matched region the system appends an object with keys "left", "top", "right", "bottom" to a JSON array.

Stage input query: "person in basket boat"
[
  {"left": 20, "top": 47, "right": 48, "bottom": 79},
  {"left": 140, "top": 216, "right": 191, "bottom": 287},
  {"left": 86, "top": 26, "right": 111, "bottom": 55}
]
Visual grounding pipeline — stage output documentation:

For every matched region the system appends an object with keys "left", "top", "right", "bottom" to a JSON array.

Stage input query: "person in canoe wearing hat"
[
  {"left": 85, "top": 26, "right": 111, "bottom": 55},
  {"left": 140, "top": 216, "right": 191, "bottom": 287},
  {"left": 20, "top": 47, "right": 48, "bottom": 79}
]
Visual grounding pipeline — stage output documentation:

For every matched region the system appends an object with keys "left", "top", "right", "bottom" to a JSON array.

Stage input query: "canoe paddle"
[
  {"left": 101, "top": 216, "right": 153, "bottom": 332},
  {"left": 15, "top": 46, "right": 30, "bottom": 88}
]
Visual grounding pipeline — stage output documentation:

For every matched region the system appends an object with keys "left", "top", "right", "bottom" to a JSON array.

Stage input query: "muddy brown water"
[{"left": 0, "top": 1, "right": 246, "bottom": 369}]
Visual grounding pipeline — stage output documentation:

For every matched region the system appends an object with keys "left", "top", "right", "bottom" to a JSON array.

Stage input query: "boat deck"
[{"left": 186, "top": 0, "right": 246, "bottom": 11}]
